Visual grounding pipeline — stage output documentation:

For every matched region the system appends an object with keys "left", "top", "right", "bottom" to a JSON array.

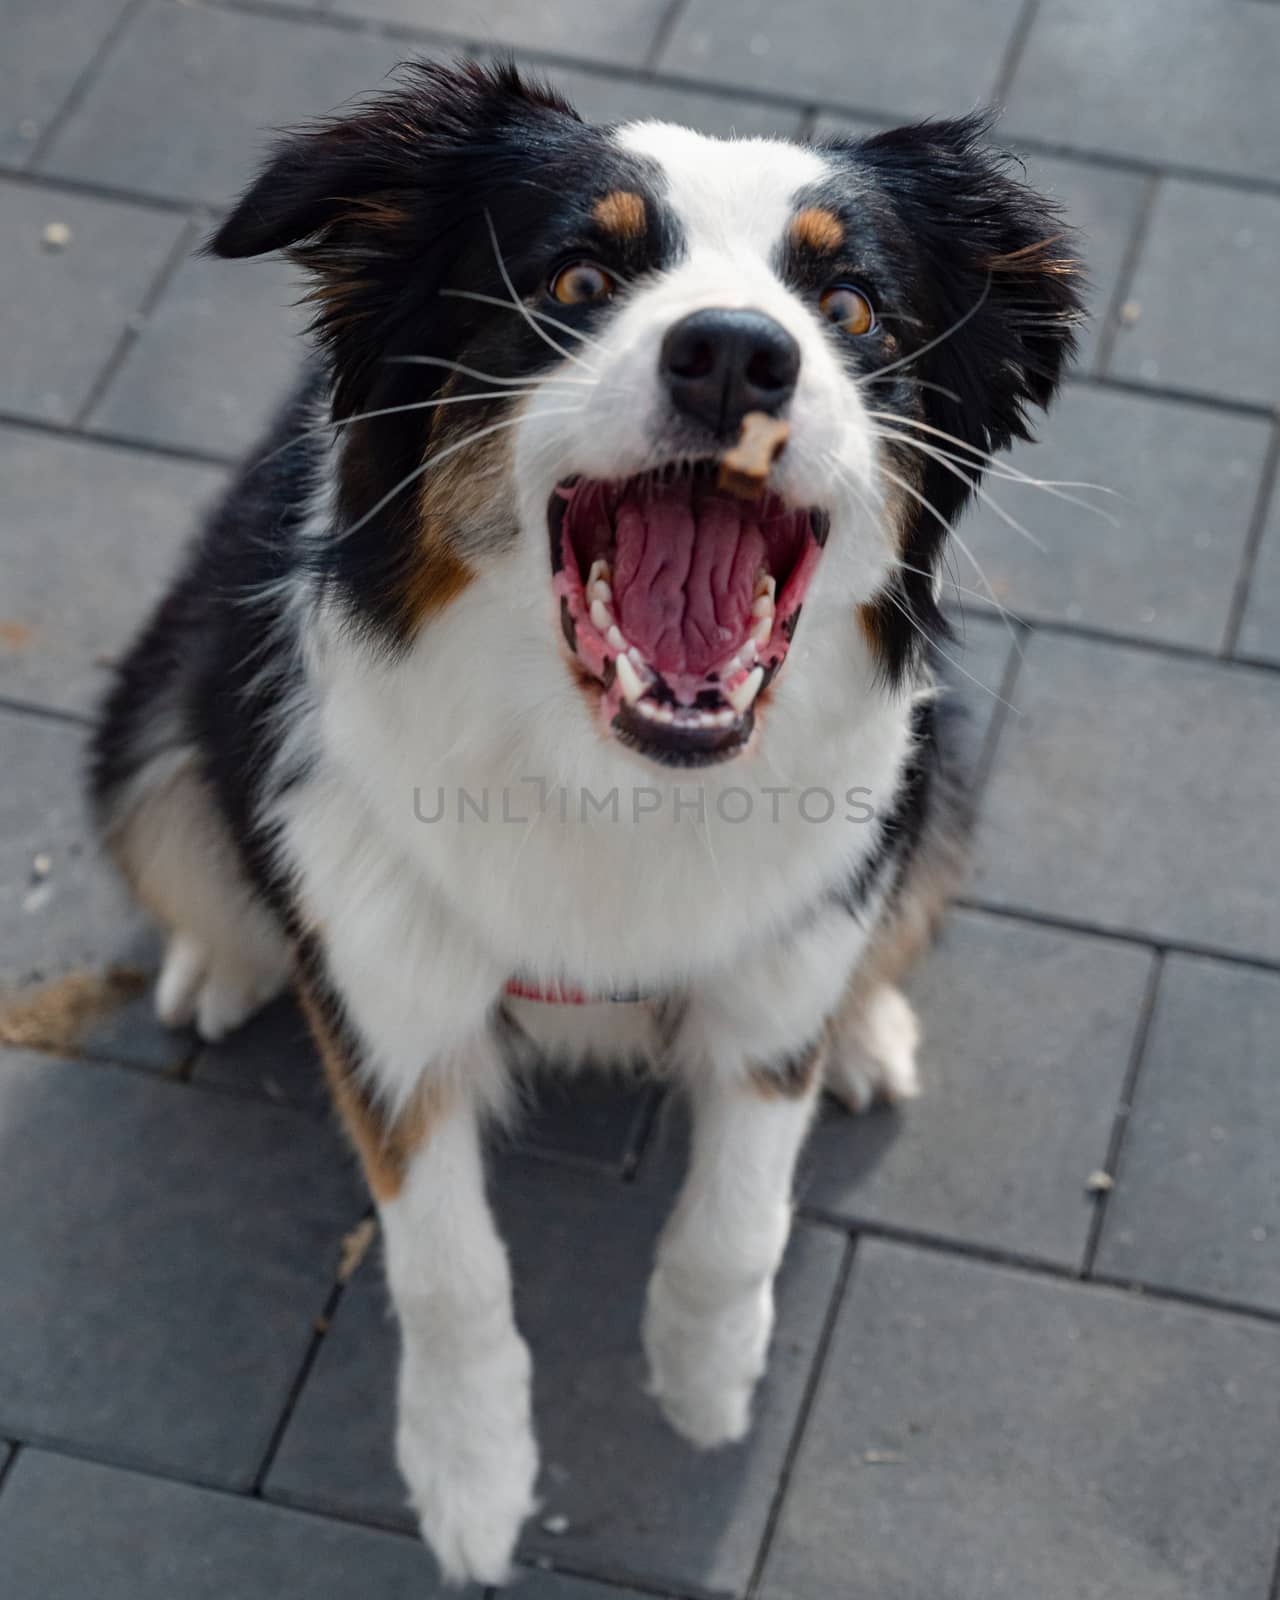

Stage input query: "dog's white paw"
[
  {"left": 154, "top": 932, "right": 288, "bottom": 1042},
  {"left": 397, "top": 1335, "right": 539, "bottom": 1586},
  {"left": 644, "top": 1266, "right": 773, "bottom": 1449},
  {"left": 825, "top": 981, "right": 921, "bottom": 1114}
]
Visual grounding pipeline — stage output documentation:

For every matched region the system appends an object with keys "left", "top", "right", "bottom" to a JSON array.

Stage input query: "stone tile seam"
[
  {"left": 24, "top": 0, "right": 151, "bottom": 171},
  {"left": 108, "top": 0, "right": 1280, "bottom": 206}
]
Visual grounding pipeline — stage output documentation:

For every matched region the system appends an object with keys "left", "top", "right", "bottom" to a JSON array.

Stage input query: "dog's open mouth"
[{"left": 550, "top": 464, "right": 828, "bottom": 766}]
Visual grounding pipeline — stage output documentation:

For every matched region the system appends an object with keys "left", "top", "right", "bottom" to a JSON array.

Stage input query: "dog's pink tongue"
[{"left": 612, "top": 489, "right": 765, "bottom": 677}]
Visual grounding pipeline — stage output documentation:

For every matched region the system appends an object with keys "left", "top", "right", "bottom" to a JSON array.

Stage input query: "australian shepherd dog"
[{"left": 89, "top": 61, "right": 1080, "bottom": 1584}]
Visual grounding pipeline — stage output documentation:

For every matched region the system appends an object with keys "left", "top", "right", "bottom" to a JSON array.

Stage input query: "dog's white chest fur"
[{"left": 275, "top": 569, "right": 915, "bottom": 999}]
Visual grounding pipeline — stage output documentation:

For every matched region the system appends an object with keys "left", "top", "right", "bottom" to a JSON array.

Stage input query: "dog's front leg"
[
  {"left": 645, "top": 905, "right": 866, "bottom": 1448},
  {"left": 298, "top": 957, "right": 535, "bottom": 1586}
]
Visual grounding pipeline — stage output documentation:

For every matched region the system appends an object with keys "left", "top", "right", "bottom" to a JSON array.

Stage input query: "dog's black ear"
[
  {"left": 855, "top": 112, "right": 1085, "bottom": 452},
  {"left": 837, "top": 113, "right": 1085, "bottom": 684},
  {"left": 208, "top": 58, "right": 579, "bottom": 261},
  {"left": 207, "top": 60, "right": 579, "bottom": 414}
]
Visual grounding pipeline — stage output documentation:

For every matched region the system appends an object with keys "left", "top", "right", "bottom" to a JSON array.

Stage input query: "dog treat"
[{"left": 718, "top": 412, "right": 790, "bottom": 499}]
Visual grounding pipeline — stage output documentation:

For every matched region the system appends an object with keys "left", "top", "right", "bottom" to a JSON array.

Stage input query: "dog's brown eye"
[
  {"left": 819, "top": 284, "right": 875, "bottom": 337},
  {"left": 550, "top": 261, "right": 616, "bottom": 306}
]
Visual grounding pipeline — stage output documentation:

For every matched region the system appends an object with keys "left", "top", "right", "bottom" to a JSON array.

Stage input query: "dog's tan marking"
[
  {"left": 593, "top": 190, "right": 646, "bottom": 240},
  {"left": 718, "top": 412, "right": 790, "bottom": 498},
  {"left": 790, "top": 207, "right": 844, "bottom": 253},
  {"left": 0, "top": 967, "right": 147, "bottom": 1054},
  {"left": 298, "top": 983, "right": 442, "bottom": 1203},
  {"left": 987, "top": 232, "right": 1079, "bottom": 278},
  {"left": 400, "top": 532, "right": 474, "bottom": 631},
  {"left": 748, "top": 1037, "right": 825, "bottom": 1100}
]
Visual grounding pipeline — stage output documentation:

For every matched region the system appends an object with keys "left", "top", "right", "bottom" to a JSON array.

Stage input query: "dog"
[{"left": 88, "top": 61, "right": 1081, "bottom": 1585}]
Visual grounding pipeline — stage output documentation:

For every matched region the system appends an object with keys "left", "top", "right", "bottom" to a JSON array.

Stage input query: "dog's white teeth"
[
  {"left": 587, "top": 558, "right": 612, "bottom": 590},
  {"left": 754, "top": 572, "right": 776, "bottom": 603},
  {"left": 615, "top": 651, "right": 644, "bottom": 705},
  {"left": 727, "top": 665, "right": 764, "bottom": 715},
  {"left": 590, "top": 598, "right": 612, "bottom": 633},
  {"left": 607, "top": 624, "right": 626, "bottom": 652},
  {"left": 751, "top": 591, "right": 775, "bottom": 620},
  {"left": 751, "top": 614, "right": 773, "bottom": 649}
]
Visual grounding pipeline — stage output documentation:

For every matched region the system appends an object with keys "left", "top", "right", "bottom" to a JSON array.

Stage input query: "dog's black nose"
[{"left": 661, "top": 309, "right": 800, "bottom": 437}]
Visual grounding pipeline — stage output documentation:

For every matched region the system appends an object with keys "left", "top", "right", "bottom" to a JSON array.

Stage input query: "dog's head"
[{"left": 214, "top": 61, "right": 1082, "bottom": 769}]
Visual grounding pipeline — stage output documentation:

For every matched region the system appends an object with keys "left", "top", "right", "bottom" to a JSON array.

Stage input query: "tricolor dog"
[{"left": 90, "top": 62, "right": 1081, "bottom": 1584}]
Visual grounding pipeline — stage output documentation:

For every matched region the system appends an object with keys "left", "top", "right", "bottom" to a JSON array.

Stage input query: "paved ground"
[{"left": 2, "top": 1, "right": 1279, "bottom": 1596}]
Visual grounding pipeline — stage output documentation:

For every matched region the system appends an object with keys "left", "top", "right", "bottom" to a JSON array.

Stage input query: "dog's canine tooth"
[
  {"left": 727, "top": 665, "right": 764, "bottom": 714},
  {"left": 590, "top": 598, "right": 611, "bottom": 633},
  {"left": 615, "top": 652, "right": 644, "bottom": 704}
]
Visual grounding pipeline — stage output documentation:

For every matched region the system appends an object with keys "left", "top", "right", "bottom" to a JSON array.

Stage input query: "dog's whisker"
[
  {"left": 891, "top": 556, "right": 1025, "bottom": 620},
  {"left": 252, "top": 388, "right": 587, "bottom": 472},
  {"left": 880, "top": 585, "right": 1019, "bottom": 711},
  {"left": 859, "top": 274, "right": 994, "bottom": 385},
  {"left": 861, "top": 375, "right": 963, "bottom": 405},
  {"left": 389, "top": 354, "right": 595, "bottom": 389},
  {"left": 873, "top": 448, "right": 1048, "bottom": 557},
  {"left": 870, "top": 456, "right": 1030, "bottom": 635},
  {"left": 821, "top": 447, "right": 1025, "bottom": 658},
  {"left": 337, "top": 407, "right": 583, "bottom": 545},
  {"left": 866, "top": 410, "right": 1122, "bottom": 521},
  {"left": 440, "top": 288, "right": 606, "bottom": 352},
  {"left": 484, "top": 210, "right": 599, "bottom": 375},
  {"left": 871, "top": 426, "right": 1119, "bottom": 533}
]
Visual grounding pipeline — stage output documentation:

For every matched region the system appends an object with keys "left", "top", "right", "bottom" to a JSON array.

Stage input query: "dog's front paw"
[
  {"left": 825, "top": 981, "right": 921, "bottom": 1113},
  {"left": 397, "top": 1336, "right": 539, "bottom": 1585},
  {"left": 643, "top": 1266, "right": 773, "bottom": 1449}
]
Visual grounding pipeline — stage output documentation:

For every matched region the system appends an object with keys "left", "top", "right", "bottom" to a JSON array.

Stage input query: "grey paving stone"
[
  {"left": 0, "top": 1450, "right": 461, "bottom": 1598},
  {"left": 521, "top": 62, "right": 805, "bottom": 139},
  {"left": 1003, "top": 0, "right": 1280, "bottom": 183},
  {"left": 1109, "top": 180, "right": 1280, "bottom": 408},
  {"left": 76, "top": 968, "right": 194, "bottom": 1074},
  {"left": 0, "top": 708, "right": 147, "bottom": 996},
  {"left": 501, "top": 1576, "right": 649, "bottom": 1600},
  {"left": 514, "top": 1071, "right": 657, "bottom": 1174},
  {"left": 958, "top": 384, "right": 1271, "bottom": 650},
  {"left": 39, "top": 0, "right": 404, "bottom": 206},
  {"left": 89, "top": 250, "right": 307, "bottom": 458},
  {"left": 0, "top": 429, "right": 225, "bottom": 716},
  {"left": 327, "top": 0, "right": 671, "bottom": 66},
  {"left": 661, "top": 0, "right": 1024, "bottom": 120},
  {"left": 1013, "top": 155, "right": 1149, "bottom": 374},
  {"left": 801, "top": 911, "right": 1153, "bottom": 1267},
  {"left": 973, "top": 633, "right": 1280, "bottom": 962},
  {"left": 0, "top": 0, "right": 132, "bottom": 165},
  {"left": 0, "top": 1050, "right": 364, "bottom": 1486},
  {"left": 1238, "top": 490, "right": 1280, "bottom": 666},
  {"left": 192, "top": 992, "right": 329, "bottom": 1113},
  {"left": 268, "top": 1156, "right": 844, "bottom": 1597},
  {"left": 760, "top": 1240, "right": 1280, "bottom": 1600},
  {"left": 1096, "top": 954, "right": 1280, "bottom": 1314},
  {"left": 0, "top": 180, "right": 185, "bottom": 425}
]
